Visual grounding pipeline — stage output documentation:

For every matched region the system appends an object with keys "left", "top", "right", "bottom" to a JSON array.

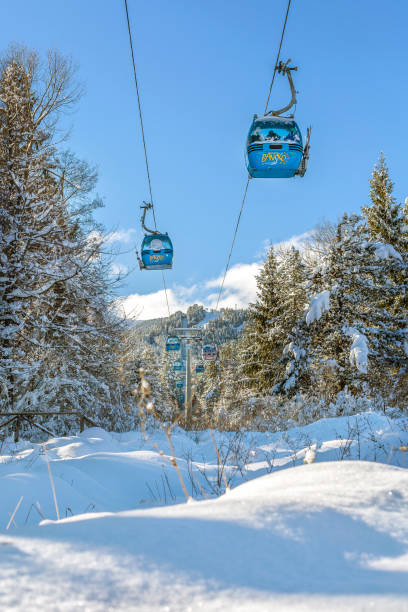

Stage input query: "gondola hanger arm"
[
  {"left": 266, "top": 59, "right": 298, "bottom": 117},
  {"left": 140, "top": 201, "right": 159, "bottom": 235}
]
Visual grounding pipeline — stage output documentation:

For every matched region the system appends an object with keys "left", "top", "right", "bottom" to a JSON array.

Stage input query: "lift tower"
[{"left": 172, "top": 326, "right": 202, "bottom": 427}]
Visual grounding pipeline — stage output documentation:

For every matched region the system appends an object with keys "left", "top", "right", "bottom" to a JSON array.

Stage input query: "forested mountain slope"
[{"left": 130, "top": 304, "right": 246, "bottom": 356}]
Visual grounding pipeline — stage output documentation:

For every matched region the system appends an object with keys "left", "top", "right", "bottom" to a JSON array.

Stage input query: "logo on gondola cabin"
[
  {"left": 261, "top": 152, "right": 291, "bottom": 164},
  {"left": 150, "top": 254, "right": 165, "bottom": 262}
]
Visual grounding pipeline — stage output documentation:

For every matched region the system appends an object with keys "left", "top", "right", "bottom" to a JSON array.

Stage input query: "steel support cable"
[
  {"left": 215, "top": 178, "right": 251, "bottom": 310},
  {"left": 161, "top": 270, "right": 171, "bottom": 315},
  {"left": 124, "top": 0, "right": 171, "bottom": 317},
  {"left": 264, "top": 0, "right": 292, "bottom": 114},
  {"left": 214, "top": 1, "right": 292, "bottom": 312}
]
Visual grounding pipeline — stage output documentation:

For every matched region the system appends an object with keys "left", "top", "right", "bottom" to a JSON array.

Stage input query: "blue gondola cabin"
[
  {"left": 166, "top": 335, "right": 181, "bottom": 351},
  {"left": 202, "top": 345, "right": 218, "bottom": 361},
  {"left": 140, "top": 234, "right": 173, "bottom": 270},
  {"left": 246, "top": 116, "right": 304, "bottom": 178}
]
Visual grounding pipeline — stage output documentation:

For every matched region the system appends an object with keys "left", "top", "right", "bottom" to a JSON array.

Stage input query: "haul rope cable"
[
  {"left": 264, "top": 0, "right": 292, "bottom": 114},
  {"left": 215, "top": 178, "right": 250, "bottom": 310},
  {"left": 214, "top": 0, "right": 292, "bottom": 310},
  {"left": 124, "top": 0, "right": 171, "bottom": 317}
]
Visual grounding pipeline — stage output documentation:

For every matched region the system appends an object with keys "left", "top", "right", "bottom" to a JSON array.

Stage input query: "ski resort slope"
[{"left": 1, "top": 460, "right": 408, "bottom": 609}]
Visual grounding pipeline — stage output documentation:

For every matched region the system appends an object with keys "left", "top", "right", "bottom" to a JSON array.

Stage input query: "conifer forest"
[{"left": 1, "top": 46, "right": 406, "bottom": 433}]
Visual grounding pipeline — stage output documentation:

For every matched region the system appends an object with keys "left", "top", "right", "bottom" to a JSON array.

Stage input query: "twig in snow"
[
  {"left": 36, "top": 501, "right": 46, "bottom": 520},
  {"left": 24, "top": 502, "right": 47, "bottom": 525},
  {"left": 209, "top": 428, "right": 230, "bottom": 492}
]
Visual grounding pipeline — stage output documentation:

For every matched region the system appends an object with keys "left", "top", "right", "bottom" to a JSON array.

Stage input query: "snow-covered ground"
[{"left": 1, "top": 412, "right": 408, "bottom": 610}]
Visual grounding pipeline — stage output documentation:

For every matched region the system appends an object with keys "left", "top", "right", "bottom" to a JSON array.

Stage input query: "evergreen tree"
[
  {"left": 306, "top": 214, "right": 406, "bottom": 402},
  {"left": 362, "top": 153, "right": 403, "bottom": 248},
  {"left": 274, "top": 247, "right": 310, "bottom": 396},
  {"left": 158, "top": 352, "right": 182, "bottom": 421},
  {"left": 240, "top": 247, "right": 282, "bottom": 393},
  {"left": 361, "top": 154, "right": 408, "bottom": 385}
]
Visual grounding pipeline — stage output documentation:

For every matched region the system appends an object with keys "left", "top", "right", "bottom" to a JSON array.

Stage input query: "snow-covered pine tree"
[
  {"left": 273, "top": 247, "right": 311, "bottom": 397},
  {"left": 305, "top": 214, "right": 406, "bottom": 404},
  {"left": 402, "top": 197, "right": 408, "bottom": 250},
  {"left": 196, "top": 357, "right": 221, "bottom": 415},
  {"left": 0, "top": 47, "right": 125, "bottom": 429},
  {"left": 362, "top": 153, "right": 403, "bottom": 248},
  {"left": 361, "top": 153, "right": 408, "bottom": 312},
  {"left": 158, "top": 351, "right": 182, "bottom": 421},
  {"left": 359, "top": 156, "right": 408, "bottom": 403},
  {"left": 239, "top": 246, "right": 282, "bottom": 394}
]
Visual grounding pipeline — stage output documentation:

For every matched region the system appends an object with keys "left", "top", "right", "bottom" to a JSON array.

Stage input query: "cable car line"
[
  {"left": 215, "top": 177, "right": 251, "bottom": 310},
  {"left": 246, "top": 2, "right": 310, "bottom": 178},
  {"left": 162, "top": 270, "right": 171, "bottom": 315},
  {"left": 123, "top": 0, "right": 156, "bottom": 224},
  {"left": 264, "top": 0, "right": 292, "bottom": 114},
  {"left": 215, "top": 0, "right": 296, "bottom": 314},
  {"left": 123, "top": 0, "right": 171, "bottom": 317}
]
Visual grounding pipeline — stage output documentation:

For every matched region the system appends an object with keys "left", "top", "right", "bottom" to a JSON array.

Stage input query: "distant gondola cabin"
[
  {"left": 166, "top": 335, "right": 181, "bottom": 351},
  {"left": 202, "top": 345, "right": 218, "bottom": 361}
]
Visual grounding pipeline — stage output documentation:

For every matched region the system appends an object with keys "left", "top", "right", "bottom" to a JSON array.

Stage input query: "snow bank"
[
  {"left": 1, "top": 413, "right": 408, "bottom": 609},
  {"left": 1, "top": 461, "right": 408, "bottom": 610},
  {"left": 1, "top": 413, "right": 407, "bottom": 529}
]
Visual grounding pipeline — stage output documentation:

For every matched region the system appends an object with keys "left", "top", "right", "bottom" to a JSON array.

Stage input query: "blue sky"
[{"left": 3, "top": 0, "right": 408, "bottom": 318}]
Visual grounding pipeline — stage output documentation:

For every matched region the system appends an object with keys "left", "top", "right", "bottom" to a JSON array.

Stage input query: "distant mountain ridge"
[{"left": 129, "top": 304, "right": 246, "bottom": 357}]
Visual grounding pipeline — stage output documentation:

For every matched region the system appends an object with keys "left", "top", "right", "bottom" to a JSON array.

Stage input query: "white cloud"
[
  {"left": 110, "top": 263, "right": 128, "bottom": 276},
  {"left": 261, "top": 230, "right": 315, "bottom": 256},
  {"left": 120, "top": 262, "right": 261, "bottom": 320},
  {"left": 87, "top": 229, "right": 137, "bottom": 246},
  {"left": 106, "top": 229, "right": 137, "bottom": 244},
  {"left": 119, "top": 231, "right": 309, "bottom": 320},
  {"left": 119, "top": 288, "right": 194, "bottom": 320},
  {"left": 204, "top": 262, "right": 261, "bottom": 309}
]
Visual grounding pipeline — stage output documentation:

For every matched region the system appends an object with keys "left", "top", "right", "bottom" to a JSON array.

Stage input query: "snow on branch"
[
  {"left": 344, "top": 327, "right": 369, "bottom": 374},
  {"left": 305, "top": 290, "right": 330, "bottom": 325},
  {"left": 371, "top": 243, "right": 403, "bottom": 261}
]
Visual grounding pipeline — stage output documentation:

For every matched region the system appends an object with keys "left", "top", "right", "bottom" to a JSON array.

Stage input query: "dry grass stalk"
[
  {"left": 42, "top": 443, "right": 60, "bottom": 520},
  {"left": 137, "top": 368, "right": 190, "bottom": 501},
  {"left": 188, "top": 462, "right": 210, "bottom": 500},
  {"left": 209, "top": 428, "right": 230, "bottom": 491},
  {"left": 8, "top": 513, "right": 18, "bottom": 528},
  {"left": 6, "top": 496, "right": 23, "bottom": 530}
]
